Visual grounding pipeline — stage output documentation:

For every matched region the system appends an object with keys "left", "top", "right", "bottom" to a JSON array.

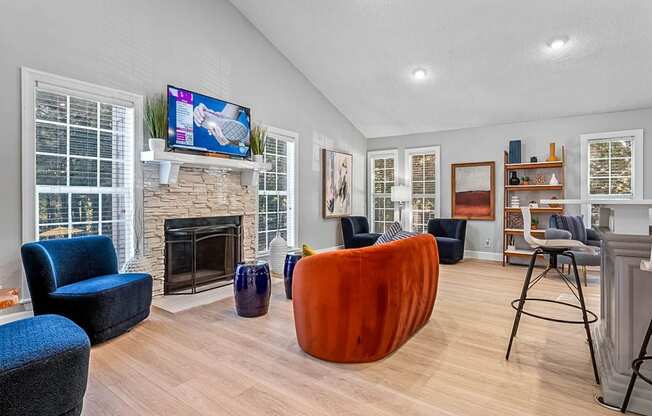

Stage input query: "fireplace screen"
[{"left": 164, "top": 216, "right": 242, "bottom": 295}]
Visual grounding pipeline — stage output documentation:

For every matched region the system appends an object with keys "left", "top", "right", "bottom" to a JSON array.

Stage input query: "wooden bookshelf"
[{"left": 502, "top": 146, "right": 565, "bottom": 266}]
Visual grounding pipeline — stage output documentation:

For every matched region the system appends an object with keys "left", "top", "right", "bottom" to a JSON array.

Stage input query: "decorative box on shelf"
[
  {"left": 0, "top": 288, "right": 19, "bottom": 310},
  {"left": 141, "top": 150, "right": 271, "bottom": 186}
]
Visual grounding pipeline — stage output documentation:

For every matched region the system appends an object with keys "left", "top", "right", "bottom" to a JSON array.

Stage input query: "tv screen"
[{"left": 167, "top": 85, "right": 251, "bottom": 157}]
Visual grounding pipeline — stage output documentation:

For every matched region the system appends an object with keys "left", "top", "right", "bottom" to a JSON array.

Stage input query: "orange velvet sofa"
[{"left": 292, "top": 234, "right": 439, "bottom": 363}]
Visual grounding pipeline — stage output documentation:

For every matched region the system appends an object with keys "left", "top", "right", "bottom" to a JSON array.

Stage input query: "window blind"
[
  {"left": 370, "top": 155, "right": 396, "bottom": 233},
  {"left": 409, "top": 151, "right": 438, "bottom": 233},
  {"left": 257, "top": 132, "right": 296, "bottom": 252},
  {"left": 34, "top": 88, "right": 135, "bottom": 266}
]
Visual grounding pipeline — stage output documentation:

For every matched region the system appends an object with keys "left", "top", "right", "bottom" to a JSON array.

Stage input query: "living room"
[{"left": 1, "top": 1, "right": 652, "bottom": 415}]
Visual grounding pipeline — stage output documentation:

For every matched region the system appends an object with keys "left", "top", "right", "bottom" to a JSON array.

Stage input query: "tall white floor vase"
[{"left": 269, "top": 232, "right": 287, "bottom": 275}]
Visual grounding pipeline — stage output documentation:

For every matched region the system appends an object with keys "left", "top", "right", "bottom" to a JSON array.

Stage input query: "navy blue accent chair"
[
  {"left": 427, "top": 219, "right": 467, "bottom": 264},
  {"left": 21, "top": 236, "right": 153, "bottom": 344},
  {"left": 0, "top": 315, "right": 90, "bottom": 416},
  {"left": 341, "top": 216, "right": 381, "bottom": 248}
]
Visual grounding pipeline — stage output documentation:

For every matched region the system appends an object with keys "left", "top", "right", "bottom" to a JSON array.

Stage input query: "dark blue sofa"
[
  {"left": 21, "top": 236, "right": 153, "bottom": 344},
  {"left": 427, "top": 219, "right": 467, "bottom": 264},
  {"left": 0, "top": 315, "right": 90, "bottom": 416},
  {"left": 341, "top": 216, "right": 381, "bottom": 248}
]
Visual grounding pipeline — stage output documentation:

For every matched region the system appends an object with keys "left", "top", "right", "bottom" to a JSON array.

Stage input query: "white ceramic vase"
[
  {"left": 121, "top": 249, "right": 152, "bottom": 274},
  {"left": 269, "top": 232, "right": 287, "bottom": 275},
  {"left": 149, "top": 138, "right": 166, "bottom": 152}
]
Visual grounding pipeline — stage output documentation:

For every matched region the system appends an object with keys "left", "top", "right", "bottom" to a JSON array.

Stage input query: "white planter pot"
[
  {"left": 253, "top": 154, "right": 264, "bottom": 164},
  {"left": 149, "top": 138, "right": 166, "bottom": 152}
]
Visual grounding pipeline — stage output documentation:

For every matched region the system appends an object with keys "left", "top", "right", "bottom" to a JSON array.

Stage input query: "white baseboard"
[
  {"left": 464, "top": 250, "right": 502, "bottom": 262},
  {"left": 0, "top": 310, "right": 33, "bottom": 325}
]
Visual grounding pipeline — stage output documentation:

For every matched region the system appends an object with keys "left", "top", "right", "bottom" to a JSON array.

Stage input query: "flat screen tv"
[{"left": 167, "top": 85, "right": 251, "bottom": 158}]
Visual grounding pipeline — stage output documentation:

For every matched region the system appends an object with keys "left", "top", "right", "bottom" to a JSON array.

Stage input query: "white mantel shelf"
[{"left": 141, "top": 150, "right": 270, "bottom": 185}]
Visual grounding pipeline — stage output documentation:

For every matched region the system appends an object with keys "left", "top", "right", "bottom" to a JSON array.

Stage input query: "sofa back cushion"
[
  {"left": 550, "top": 215, "right": 587, "bottom": 244},
  {"left": 292, "top": 234, "right": 439, "bottom": 363},
  {"left": 22, "top": 236, "right": 118, "bottom": 291}
]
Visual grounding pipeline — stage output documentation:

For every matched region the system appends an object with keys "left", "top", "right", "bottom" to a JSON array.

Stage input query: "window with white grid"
[
  {"left": 580, "top": 130, "right": 643, "bottom": 227},
  {"left": 368, "top": 151, "right": 397, "bottom": 233},
  {"left": 406, "top": 146, "right": 440, "bottom": 233},
  {"left": 257, "top": 129, "right": 296, "bottom": 253},
  {"left": 32, "top": 87, "right": 135, "bottom": 265}
]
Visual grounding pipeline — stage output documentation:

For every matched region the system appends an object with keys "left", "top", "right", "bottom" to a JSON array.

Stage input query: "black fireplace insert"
[{"left": 164, "top": 216, "right": 242, "bottom": 295}]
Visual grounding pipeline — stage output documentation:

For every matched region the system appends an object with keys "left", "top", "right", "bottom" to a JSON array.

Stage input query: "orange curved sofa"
[{"left": 292, "top": 234, "right": 439, "bottom": 363}]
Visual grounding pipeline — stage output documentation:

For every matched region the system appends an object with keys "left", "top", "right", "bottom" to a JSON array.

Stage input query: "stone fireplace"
[{"left": 143, "top": 165, "right": 256, "bottom": 296}]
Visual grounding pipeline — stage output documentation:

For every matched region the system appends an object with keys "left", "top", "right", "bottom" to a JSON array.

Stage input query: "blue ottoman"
[
  {"left": 0, "top": 315, "right": 90, "bottom": 416},
  {"left": 234, "top": 261, "right": 271, "bottom": 317}
]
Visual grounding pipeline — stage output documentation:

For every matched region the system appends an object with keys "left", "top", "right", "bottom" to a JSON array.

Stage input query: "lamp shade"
[{"left": 391, "top": 185, "right": 411, "bottom": 202}]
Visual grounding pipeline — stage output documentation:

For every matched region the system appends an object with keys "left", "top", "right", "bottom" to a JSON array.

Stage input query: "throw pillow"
[
  {"left": 374, "top": 221, "right": 403, "bottom": 245},
  {"left": 302, "top": 244, "right": 318, "bottom": 256},
  {"left": 387, "top": 230, "right": 418, "bottom": 242}
]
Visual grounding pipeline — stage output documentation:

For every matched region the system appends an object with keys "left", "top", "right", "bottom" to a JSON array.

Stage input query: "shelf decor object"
[
  {"left": 508, "top": 139, "right": 522, "bottom": 164},
  {"left": 502, "top": 146, "right": 565, "bottom": 265},
  {"left": 547, "top": 142, "right": 559, "bottom": 161}
]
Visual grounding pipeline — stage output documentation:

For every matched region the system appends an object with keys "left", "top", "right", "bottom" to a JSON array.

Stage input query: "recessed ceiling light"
[
  {"left": 412, "top": 68, "right": 427, "bottom": 80},
  {"left": 548, "top": 36, "right": 569, "bottom": 50}
]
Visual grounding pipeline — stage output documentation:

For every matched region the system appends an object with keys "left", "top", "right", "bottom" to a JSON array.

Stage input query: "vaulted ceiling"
[{"left": 231, "top": 0, "right": 652, "bottom": 138}]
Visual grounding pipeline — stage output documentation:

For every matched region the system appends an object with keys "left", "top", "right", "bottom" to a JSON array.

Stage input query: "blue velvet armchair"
[
  {"left": 0, "top": 315, "right": 90, "bottom": 416},
  {"left": 21, "top": 236, "right": 153, "bottom": 344},
  {"left": 341, "top": 216, "right": 381, "bottom": 248},
  {"left": 427, "top": 219, "right": 467, "bottom": 264}
]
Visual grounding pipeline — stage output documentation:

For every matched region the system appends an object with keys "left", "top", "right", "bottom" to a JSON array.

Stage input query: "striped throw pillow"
[{"left": 374, "top": 222, "right": 403, "bottom": 245}]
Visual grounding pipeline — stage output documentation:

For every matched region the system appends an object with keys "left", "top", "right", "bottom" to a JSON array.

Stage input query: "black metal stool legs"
[
  {"left": 569, "top": 253, "right": 600, "bottom": 385},
  {"left": 505, "top": 249, "right": 600, "bottom": 385},
  {"left": 506, "top": 248, "right": 540, "bottom": 360},
  {"left": 621, "top": 318, "right": 652, "bottom": 413}
]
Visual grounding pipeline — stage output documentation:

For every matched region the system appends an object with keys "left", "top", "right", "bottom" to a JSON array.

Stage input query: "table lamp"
[{"left": 391, "top": 185, "right": 411, "bottom": 223}]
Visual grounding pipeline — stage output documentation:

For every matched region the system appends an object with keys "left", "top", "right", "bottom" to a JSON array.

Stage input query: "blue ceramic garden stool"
[
  {"left": 283, "top": 254, "right": 302, "bottom": 299},
  {"left": 234, "top": 261, "right": 271, "bottom": 317}
]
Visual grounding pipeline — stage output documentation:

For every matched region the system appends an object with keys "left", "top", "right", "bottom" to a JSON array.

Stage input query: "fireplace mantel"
[{"left": 141, "top": 150, "right": 270, "bottom": 185}]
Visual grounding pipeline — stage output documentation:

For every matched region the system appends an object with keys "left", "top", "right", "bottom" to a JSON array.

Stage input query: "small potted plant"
[
  {"left": 144, "top": 94, "right": 167, "bottom": 152},
  {"left": 531, "top": 217, "right": 539, "bottom": 230},
  {"left": 521, "top": 176, "right": 530, "bottom": 185},
  {"left": 250, "top": 124, "right": 267, "bottom": 163}
]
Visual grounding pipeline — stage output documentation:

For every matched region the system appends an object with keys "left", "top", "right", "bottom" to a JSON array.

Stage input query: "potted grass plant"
[
  {"left": 144, "top": 94, "right": 167, "bottom": 152},
  {"left": 250, "top": 124, "right": 267, "bottom": 163}
]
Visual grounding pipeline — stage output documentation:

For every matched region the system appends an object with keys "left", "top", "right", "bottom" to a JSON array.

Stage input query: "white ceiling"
[{"left": 230, "top": 0, "right": 652, "bottom": 138}]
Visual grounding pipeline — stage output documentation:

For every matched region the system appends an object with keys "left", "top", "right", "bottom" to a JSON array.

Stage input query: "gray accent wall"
[
  {"left": 368, "top": 108, "right": 652, "bottom": 256},
  {"left": 0, "top": 0, "right": 366, "bottom": 291}
]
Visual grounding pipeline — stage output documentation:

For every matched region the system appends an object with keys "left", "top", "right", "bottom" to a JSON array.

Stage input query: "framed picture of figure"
[
  {"left": 322, "top": 149, "right": 353, "bottom": 218},
  {"left": 451, "top": 161, "right": 495, "bottom": 220}
]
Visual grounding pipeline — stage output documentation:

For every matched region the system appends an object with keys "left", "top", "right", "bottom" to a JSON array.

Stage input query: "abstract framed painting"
[
  {"left": 322, "top": 149, "right": 352, "bottom": 219},
  {"left": 451, "top": 161, "right": 495, "bottom": 221}
]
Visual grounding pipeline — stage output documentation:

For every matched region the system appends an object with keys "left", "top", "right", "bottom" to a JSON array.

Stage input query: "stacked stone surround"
[{"left": 143, "top": 165, "right": 257, "bottom": 296}]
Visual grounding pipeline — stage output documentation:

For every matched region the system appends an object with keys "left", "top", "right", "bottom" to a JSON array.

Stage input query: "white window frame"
[
  {"left": 21, "top": 68, "right": 143, "bottom": 300},
  {"left": 367, "top": 149, "right": 399, "bottom": 233},
  {"left": 256, "top": 126, "right": 299, "bottom": 255},
  {"left": 404, "top": 145, "right": 441, "bottom": 232},
  {"left": 580, "top": 129, "right": 644, "bottom": 223}
]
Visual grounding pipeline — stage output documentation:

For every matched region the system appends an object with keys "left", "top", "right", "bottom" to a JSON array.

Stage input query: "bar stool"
[
  {"left": 620, "top": 319, "right": 652, "bottom": 413},
  {"left": 505, "top": 207, "right": 600, "bottom": 384}
]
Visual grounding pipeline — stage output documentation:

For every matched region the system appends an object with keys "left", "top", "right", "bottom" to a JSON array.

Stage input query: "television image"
[{"left": 167, "top": 85, "right": 251, "bottom": 157}]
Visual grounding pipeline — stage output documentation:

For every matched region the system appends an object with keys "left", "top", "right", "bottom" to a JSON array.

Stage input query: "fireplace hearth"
[{"left": 164, "top": 216, "right": 242, "bottom": 295}]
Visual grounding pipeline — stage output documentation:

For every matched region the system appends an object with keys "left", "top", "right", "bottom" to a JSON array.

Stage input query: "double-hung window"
[
  {"left": 368, "top": 150, "right": 398, "bottom": 233},
  {"left": 257, "top": 127, "right": 297, "bottom": 253},
  {"left": 580, "top": 130, "right": 644, "bottom": 226},
  {"left": 405, "top": 146, "right": 441, "bottom": 232},
  {"left": 22, "top": 69, "right": 141, "bottom": 268}
]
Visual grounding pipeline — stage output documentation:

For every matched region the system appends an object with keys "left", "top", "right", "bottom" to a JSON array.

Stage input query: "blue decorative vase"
[
  {"left": 283, "top": 254, "right": 302, "bottom": 299},
  {"left": 234, "top": 261, "right": 271, "bottom": 317}
]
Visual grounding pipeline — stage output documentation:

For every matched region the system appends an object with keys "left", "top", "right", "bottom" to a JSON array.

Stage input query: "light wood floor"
[{"left": 85, "top": 260, "right": 611, "bottom": 416}]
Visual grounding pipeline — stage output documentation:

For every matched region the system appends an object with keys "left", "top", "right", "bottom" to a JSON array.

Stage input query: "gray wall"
[
  {"left": 0, "top": 0, "right": 366, "bottom": 291},
  {"left": 368, "top": 108, "right": 652, "bottom": 255}
]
